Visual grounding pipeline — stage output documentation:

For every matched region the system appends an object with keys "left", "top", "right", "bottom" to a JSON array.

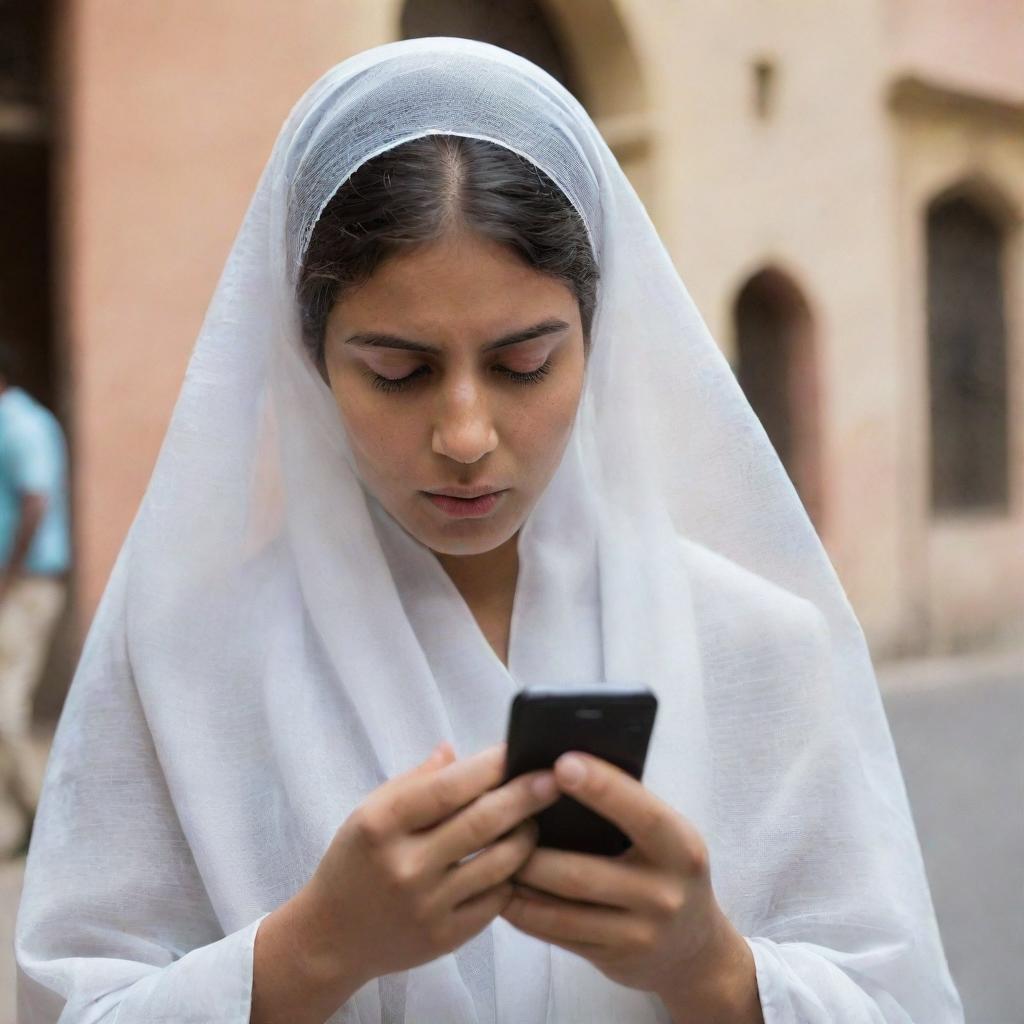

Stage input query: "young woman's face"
[{"left": 322, "top": 229, "right": 587, "bottom": 557}]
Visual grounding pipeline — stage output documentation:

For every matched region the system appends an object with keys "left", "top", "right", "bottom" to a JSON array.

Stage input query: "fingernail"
[
  {"left": 531, "top": 772, "right": 557, "bottom": 799},
  {"left": 557, "top": 754, "right": 586, "bottom": 787}
]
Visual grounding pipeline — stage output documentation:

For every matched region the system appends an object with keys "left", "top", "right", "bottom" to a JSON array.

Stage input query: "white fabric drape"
[{"left": 15, "top": 36, "right": 963, "bottom": 1023}]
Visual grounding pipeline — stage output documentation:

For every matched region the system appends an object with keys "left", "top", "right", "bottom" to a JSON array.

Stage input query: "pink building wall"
[{"left": 62, "top": 2, "right": 391, "bottom": 619}]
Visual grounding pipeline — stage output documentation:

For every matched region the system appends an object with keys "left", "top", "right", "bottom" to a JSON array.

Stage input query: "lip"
[
  {"left": 425, "top": 485, "right": 506, "bottom": 499},
  {"left": 423, "top": 490, "right": 507, "bottom": 519}
]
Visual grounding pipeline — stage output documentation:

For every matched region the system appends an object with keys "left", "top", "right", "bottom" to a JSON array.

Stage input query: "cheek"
[
  {"left": 335, "top": 393, "right": 417, "bottom": 483},
  {"left": 542, "top": 359, "right": 585, "bottom": 432},
  {"left": 511, "top": 378, "right": 583, "bottom": 471}
]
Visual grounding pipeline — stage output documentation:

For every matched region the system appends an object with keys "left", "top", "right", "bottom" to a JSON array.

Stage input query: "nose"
[{"left": 431, "top": 376, "right": 499, "bottom": 464}]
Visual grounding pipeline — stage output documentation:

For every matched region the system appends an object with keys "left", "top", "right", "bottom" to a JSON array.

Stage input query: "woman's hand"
[
  {"left": 293, "top": 740, "right": 561, "bottom": 991},
  {"left": 499, "top": 752, "right": 757, "bottom": 1015}
]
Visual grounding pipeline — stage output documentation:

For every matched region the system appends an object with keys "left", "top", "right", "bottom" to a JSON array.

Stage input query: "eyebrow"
[{"left": 343, "top": 317, "right": 571, "bottom": 355}]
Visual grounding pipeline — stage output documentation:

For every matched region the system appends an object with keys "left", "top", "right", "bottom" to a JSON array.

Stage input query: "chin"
[
  {"left": 408, "top": 507, "right": 521, "bottom": 558},
  {"left": 421, "top": 524, "right": 514, "bottom": 557},
  {"left": 427, "top": 537, "right": 503, "bottom": 557}
]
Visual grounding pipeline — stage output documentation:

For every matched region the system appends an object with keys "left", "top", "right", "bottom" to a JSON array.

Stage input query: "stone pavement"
[
  {"left": 878, "top": 647, "right": 1023, "bottom": 1024},
  {"left": 0, "top": 648, "right": 1018, "bottom": 1023},
  {"left": 0, "top": 728, "right": 51, "bottom": 1024}
]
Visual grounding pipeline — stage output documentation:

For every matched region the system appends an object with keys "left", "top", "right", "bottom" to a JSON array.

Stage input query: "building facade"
[{"left": 1, "top": 0, "right": 1021, "bottom": 715}]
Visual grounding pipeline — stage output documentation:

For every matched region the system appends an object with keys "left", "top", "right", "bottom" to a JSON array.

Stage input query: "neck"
[{"left": 433, "top": 530, "right": 520, "bottom": 611}]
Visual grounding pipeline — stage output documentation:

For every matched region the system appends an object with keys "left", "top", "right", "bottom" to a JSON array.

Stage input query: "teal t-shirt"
[{"left": 0, "top": 387, "right": 70, "bottom": 575}]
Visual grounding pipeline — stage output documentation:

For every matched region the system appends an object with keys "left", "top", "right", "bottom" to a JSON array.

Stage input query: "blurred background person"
[{"left": 0, "top": 344, "right": 68, "bottom": 859}]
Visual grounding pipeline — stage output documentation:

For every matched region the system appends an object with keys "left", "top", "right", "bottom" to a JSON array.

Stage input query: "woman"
[{"left": 15, "top": 37, "right": 962, "bottom": 1023}]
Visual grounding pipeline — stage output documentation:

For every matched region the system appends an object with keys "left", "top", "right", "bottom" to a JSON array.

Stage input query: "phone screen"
[{"left": 502, "top": 685, "right": 657, "bottom": 856}]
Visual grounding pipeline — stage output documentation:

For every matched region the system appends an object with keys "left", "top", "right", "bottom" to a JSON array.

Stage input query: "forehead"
[{"left": 327, "top": 231, "right": 578, "bottom": 343}]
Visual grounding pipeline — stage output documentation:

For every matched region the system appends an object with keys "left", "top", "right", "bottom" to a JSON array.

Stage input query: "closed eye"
[{"left": 365, "top": 360, "right": 553, "bottom": 394}]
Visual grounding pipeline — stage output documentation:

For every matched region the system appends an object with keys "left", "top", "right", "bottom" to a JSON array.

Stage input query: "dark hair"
[{"left": 297, "top": 134, "right": 599, "bottom": 376}]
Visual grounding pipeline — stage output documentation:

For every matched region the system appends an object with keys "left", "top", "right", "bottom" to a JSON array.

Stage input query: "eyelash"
[{"left": 366, "top": 360, "right": 554, "bottom": 394}]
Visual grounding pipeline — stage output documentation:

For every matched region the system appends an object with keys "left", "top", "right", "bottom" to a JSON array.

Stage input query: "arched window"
[
  {"left": 926, "top": 192, "right": 1010, "bottom": 513},
  {"left": 733, "top": 268, "right": 824, "bottom": 530}
]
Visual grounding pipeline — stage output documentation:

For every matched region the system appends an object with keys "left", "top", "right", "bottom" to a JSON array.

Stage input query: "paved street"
[
  {"left": 878, "top": 649, "right": 1023, "bottom": 1024},
  {"left": 0, "top": 649, "right": 1018, "bottom": 1022}
]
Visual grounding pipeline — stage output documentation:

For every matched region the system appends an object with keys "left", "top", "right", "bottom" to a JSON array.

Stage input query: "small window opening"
[{"left": 752, "top": 58, "right": 777, "bottom": 120}]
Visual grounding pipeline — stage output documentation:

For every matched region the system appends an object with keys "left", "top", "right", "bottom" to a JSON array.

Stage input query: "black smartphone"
[{"left": 502, "top": 685, "right": 658, "bottom": 856}]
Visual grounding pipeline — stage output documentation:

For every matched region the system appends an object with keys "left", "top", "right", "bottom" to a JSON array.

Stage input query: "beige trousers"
[{"left": 0, "top": 576, "right": 66, "bottom": 816}]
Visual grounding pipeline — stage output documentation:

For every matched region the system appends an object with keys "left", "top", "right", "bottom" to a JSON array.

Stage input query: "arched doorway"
[
  {"left": 401, "top": 0, "right": 580, "bottom": 97},
  {"left": 925, "top": 188, "right": 1011, "bottom": 514},
  {"left": 733, "top": 267, "right": 824, "bottom": 531}
]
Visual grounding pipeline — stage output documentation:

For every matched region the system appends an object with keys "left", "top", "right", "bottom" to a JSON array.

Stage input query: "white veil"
[{"left": 15, "top": 37, "right": 963, "bottom": 1023}]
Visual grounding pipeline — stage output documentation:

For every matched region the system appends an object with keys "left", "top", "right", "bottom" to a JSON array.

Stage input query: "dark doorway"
[
  {"left": 0, "top": 141, "right": 53, "bottom": 405},
  {"left": 1, "top": 0, "right": 70, "bottom": 727},
  {"left": 734, "top": 268, "right": 824, "bottom": 531},
  {"left": 400, "top": 0, "right": 580, "bottom": 99},
  {"left": 0, "top": 0, "right": 56, "bottom": 409}
]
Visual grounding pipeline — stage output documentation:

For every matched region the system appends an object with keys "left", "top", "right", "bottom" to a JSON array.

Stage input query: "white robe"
[{"left": 15, "top": 532, "right": 962, "bottom": 1022}]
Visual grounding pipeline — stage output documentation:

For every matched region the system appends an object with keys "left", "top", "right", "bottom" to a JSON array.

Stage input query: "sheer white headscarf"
[{"left": 16, "top": 36, "right": 962, "bottom": 1024}]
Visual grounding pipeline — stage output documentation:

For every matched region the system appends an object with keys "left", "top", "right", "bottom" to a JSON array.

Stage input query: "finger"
[
  {"left": 512, "top": 847, "right": 675, "bottom": 916},
  {"left": 447, "top": 880, "right": 516, "bottom": 950},
  {"left": 427, "top": 768, "right": 560, "bottom": 867},
  {"left": 438, "top": 819, "right": 539, "bottom": 909},
  {"left": 386, "top": 741, "right": 459, "bottom": 792},
  {"left": 358, "top": 741, "right": 455, "bottom": 829},
  {"left": 412, "top": 741, "right": 456, "bottom": 775},
  {"left": 553, "top": 752, "right": 704, "bottom": 868},
  {"left": 500, "top": 886, "right": 637, "bottom": 949},
  {"left": 377, "top": 742, "right": 507, "bottom": 835}
]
